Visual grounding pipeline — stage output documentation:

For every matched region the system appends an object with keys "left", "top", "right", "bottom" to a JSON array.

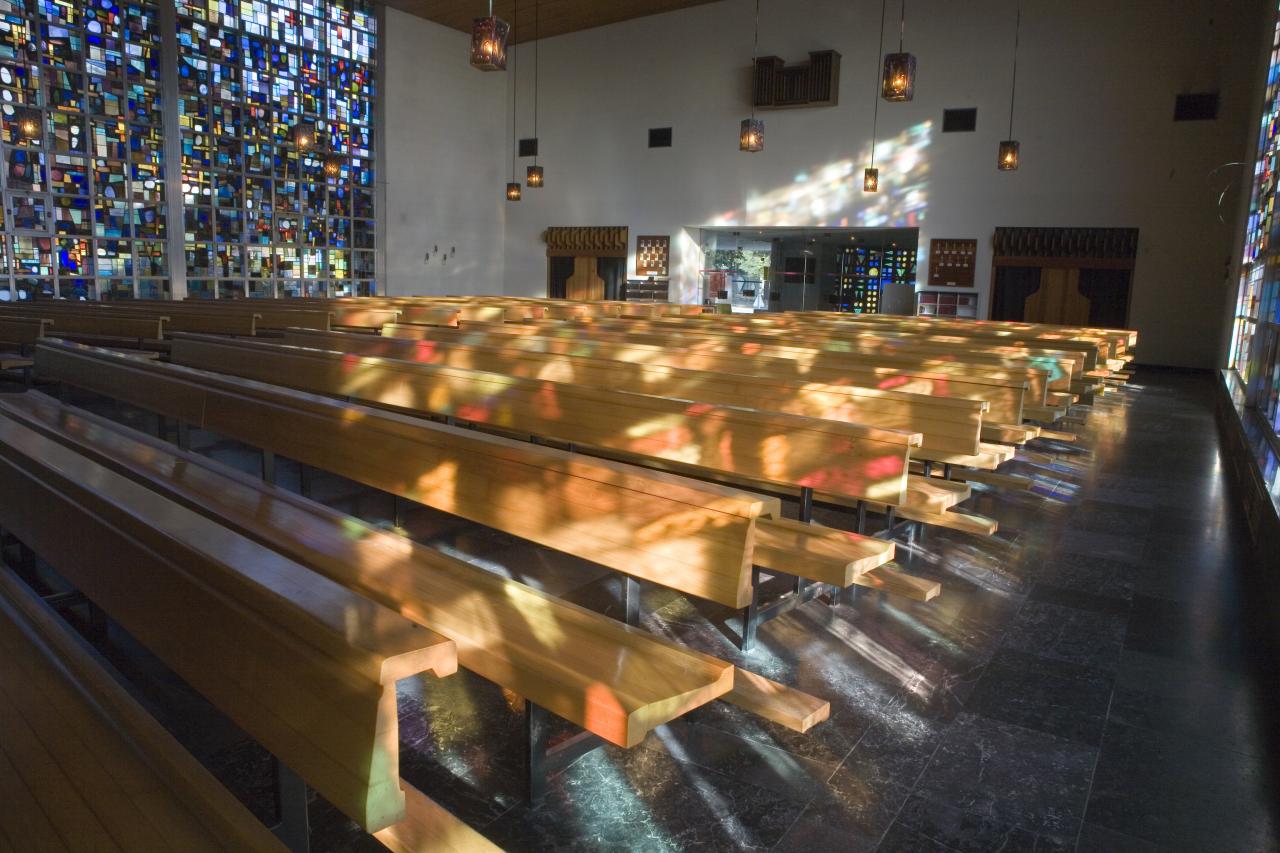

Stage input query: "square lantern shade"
[
  {"left": 881, "top": 52, "right": 916, "bottom": 101},
  {"left": 471, "top": 16, "right": 510, "bottom": 71},
  {"left": 506, "top": 182, "right": 522, "bottom": 201},
  {"left": 998, "top": 139, "right": 1020, "bottom": 171},
  {"left": 322, "top": 154, "right": 343, "bottom": 179},
  {"left": 739, "top": 118, "right": 764, "bottom": 152},
  {"left": 526, "top": 165, "right": 544, "bottom": 187},
  {"left": 863, "top": 167, "right": 879, "bottom": 193}
]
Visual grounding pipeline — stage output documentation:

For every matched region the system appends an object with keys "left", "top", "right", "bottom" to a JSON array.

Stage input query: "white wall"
[
  {"left": 383, "top": 8, "right": 508, "bottom": 295},
  {"left": 490, "top": 0, "right": 1268, "bottom": 367}
]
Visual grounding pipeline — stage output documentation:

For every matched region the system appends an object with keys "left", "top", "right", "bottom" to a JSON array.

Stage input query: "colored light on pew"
[{"left": 414, "top": 340, "right": 437, "bottom": 361}]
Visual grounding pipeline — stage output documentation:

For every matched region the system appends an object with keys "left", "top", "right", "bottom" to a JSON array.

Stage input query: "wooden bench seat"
[
  {"left": 166, "top": 334, "right": 923, "bottom": 509},
  {"left": 450, "top": 318, "right": 1057, "bottom": 410},
  {"left": 33, "top": 341, "right": 906, "bottom": 608},
  {"left": 0, "top": 570, "right": 286, "bottom": 852},
  {"left": 0, "top": 410, "right": 457, "bottom": 833},
  {"left": 382, "top": 322, "right": 1033, "bottom": 425},
  {"left": 545, "top": 316, "right": 1082, "bottom": 392},
  {"left": 282, "top": 328, "right": 989, "bottom": 459},
  {"left": 2, "top": 391, "right": 742, "bottom": 749},
  {"left": 0, "top": 311, "right": 166, "bottom": 341}
]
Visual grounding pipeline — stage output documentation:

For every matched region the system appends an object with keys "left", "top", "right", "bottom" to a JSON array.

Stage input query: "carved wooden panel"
[
  {"left": 993, "top": 227, "right": 1138, "bottom": 265},
  {"left": 544, "top": 226, "right": 629, "bottom": 257},
  {"left": 753, "top": 51, "right": 841, "bottom": 109}
]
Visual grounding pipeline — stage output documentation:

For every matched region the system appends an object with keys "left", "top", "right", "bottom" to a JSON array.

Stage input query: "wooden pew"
[
  {"left": 167, "top": 333, "right": 922, "bottom": 505},
  {"left": 282, "top": 327, "right": 1003, "bottom": 465},
  {"left": 170, "top": 334, "right": 999, "bottom": 536},
  {"left": 0, "top": 410, "right": 457, "bottom": 834},
  {"left": 3, "top": 390, "right": 823, "bottom": 799},
  {"left": 0, "top": 569, "right": 286, "bottom": 851},
  {"left": 549, "top": 316, "right": 1083, "bottom": 391},
  {"left": 33, "top": 342, "right": 915, "bottom": 613},
  {"left": 382, "top": 321, "right": 1033, "bottom": 425},
  {"left": 0, "top": 310, "right": 166, "bottom": 343},
  {"left": 0, "top": 315, "right": 49, "bottom": 353},
  {"left": 6, "top": 378, "right": 756, "bottom": 749}
]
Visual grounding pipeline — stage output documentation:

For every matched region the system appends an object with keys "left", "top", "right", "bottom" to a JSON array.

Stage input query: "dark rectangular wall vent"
[
  {"left": 518, "top": 138, "right": 538, "bottom": 157},
  {"left": 1173, "top": 92, "right": 1219, "bottom": 121},
  {"left": 942, "top": 107, "right": 977, "bottom": 132},
  {"left": 648, "top": 127, "right": 672, "bottom": 148}
]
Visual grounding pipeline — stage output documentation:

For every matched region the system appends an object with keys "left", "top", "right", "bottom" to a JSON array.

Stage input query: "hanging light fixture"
[
  {"left": 10, "top": 107, "right": 39, "bottom": 141},
  {"left": 999, "top": 0, "right": 1021, "bottom": 171},
  {"left": 471, "top": 0, "right": 510, "bottom": 71},
  {"left": 289, "top": 122, "right": 315, "bottom": 149},
  {"left": 526, "top": 0, "right": 544, "bottom": 186},
  {"left": 739, "top": 0, "right": 764, "bottom": 152},
  {"left": 881, "top": 0, "right": 915, "bottom": 102},
  {"left": 506, "top": 0, "right": 521, "bottom": 200},
  {"left": 322, "top": 153, "right": 343, "bottom": 179},
  {"left": 864, "top": 0, "right": 887, "bottom": 192}
]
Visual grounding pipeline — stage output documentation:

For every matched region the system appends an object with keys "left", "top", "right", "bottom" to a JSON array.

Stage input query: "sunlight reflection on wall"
[{"left": 708, "top": 121, "right": 932, "bottom": 228}]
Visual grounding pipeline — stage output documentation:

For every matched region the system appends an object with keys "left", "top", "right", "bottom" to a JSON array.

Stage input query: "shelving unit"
[{"left": 916, "top": 290, "right": 978, "bottom": 318}]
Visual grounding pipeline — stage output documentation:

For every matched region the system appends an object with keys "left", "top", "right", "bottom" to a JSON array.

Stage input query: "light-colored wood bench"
[
  {"left": 0, "top": 409, "right": 458, "bottom": 834},
  {"left": 6, "top": 380, "right": 805, "bottom": 750},
  {"left": 168, "top": 333, "right": 923, "bottom": 507},
  {"left": 551, "top": 315, "right": 1083, "bottom": 392},
  {"left": 0, "top": 569, "right": 287, "bottom": 851},
  {"left": 192, "top": 334, "right": 1000, "bottom": 537},
  {"left": 6, "top": 391, "right": 836, "bottom": 807},
  {"left": 34, "top": 343, "right": 929, "bottom": 624},
  {"left": 383, "top": 321, "right": 1033, "bottom": 425},
  {"left": 283, "top": 327, "right": 992, "bottom": 460}
]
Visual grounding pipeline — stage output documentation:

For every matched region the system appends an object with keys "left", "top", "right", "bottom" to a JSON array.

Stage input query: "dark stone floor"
[{"left": 8, "top": 367, "right": 1278, "bottom": 852}]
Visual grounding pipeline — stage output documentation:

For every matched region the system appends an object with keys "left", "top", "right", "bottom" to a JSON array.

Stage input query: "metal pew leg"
[
  {"left": 525, "top": 701, "right": 605, "bottom": 804},
  {"left": 298, "top": 464, "right": 312, "bottom": 499},
  {"left": 739, "top": 566, "right": 762, "bottom": 652},
  {"left": 793, "top": 486, "right": 813, "bottom": 598},
  {"left": 271, "top": 758, "right": 310, "bottom": 853},
  {"left": 623, "top": 576, "right": 640, "bottom": 626},
  {"left": 261, "top": 449, "right": 276, "bottom": 484}
]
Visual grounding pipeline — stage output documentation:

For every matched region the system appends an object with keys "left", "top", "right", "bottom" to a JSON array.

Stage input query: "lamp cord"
[
  {"left": 871, "top": 0, "right": 886, "bottom": 167},
  {"left": 1008, "top": 0, "right": 1020, "bottom": 138},
  {"left": 533, "top": 0, "right": 538, "bottom": 164},
  {"left": 750, "top": 0, "right": 760, "bottom": 121},
  {"left": 511, "top": 0, "right": 517, "bottom": 180},
  {"left": 898, "top": 0, "right": 905, "bottom": 52}
]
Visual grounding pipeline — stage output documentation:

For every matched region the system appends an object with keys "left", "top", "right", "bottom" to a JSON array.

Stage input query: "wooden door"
[
  {"left": 565, "top": 256, "right": 605, "bottom": 301},
  {"left": 1023, "top": 268, "right": 1091, "bottom": 325}
]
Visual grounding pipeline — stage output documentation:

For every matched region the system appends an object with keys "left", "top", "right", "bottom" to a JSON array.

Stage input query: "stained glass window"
[
  {"left": 1232, "top": 3, "right": 1280, "bottom": 438},
  {"left": 0, "top": 0, "right": 374, "bottom": 300},
  {"left": 177, "top": 0, "right": 374, "bottom": 298},
  {"left": 0, "top": 0, "right": 166, "bottom": 299}
]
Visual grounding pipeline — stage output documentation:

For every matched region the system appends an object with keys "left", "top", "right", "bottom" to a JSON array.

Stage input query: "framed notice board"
[
  {"left": 927, "top": 238, "right": 977, "bottom": 287},
  {"left": 636, "top": 235, "right": 670, "bottom": 277}
]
